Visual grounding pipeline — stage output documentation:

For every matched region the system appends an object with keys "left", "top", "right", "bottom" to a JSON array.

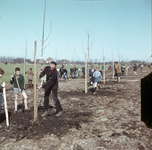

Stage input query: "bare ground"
[{"left": 0, "top": 67, "right": 152, "bottom": 150}]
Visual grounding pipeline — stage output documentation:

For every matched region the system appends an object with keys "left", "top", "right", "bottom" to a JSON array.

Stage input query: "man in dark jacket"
[
  {"left": 59, "top": 64, "right": 64, "bottom": 80},
  {"left": 38, "top": 61, "right": 63, "bottom": 117}
]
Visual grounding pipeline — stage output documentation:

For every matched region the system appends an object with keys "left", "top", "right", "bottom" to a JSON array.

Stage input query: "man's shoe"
[
  {"left": 56, "top": 111, "right": 63, "bottom": 117},
  {"left": 41, "top": 110, "right": 48, "bottom": 117},
  {"left": 93, "top": 91, "right": 97, "bottom": 95}
]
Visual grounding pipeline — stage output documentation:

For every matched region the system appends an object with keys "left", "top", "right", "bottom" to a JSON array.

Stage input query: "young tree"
[
  {"left": 81, "top": 28, "right": 95, "bottom": 63},
  {"left": 36, "top": 0, "right": 51, "bottom": 64}
]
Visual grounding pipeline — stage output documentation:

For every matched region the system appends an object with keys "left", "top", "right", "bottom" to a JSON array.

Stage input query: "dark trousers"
[
  {"left": 0, "top": 94, "right": 2, "bottom": 112},
  {"left": 28, "top": 79, "right": 32, "bottom": 88},
  {"left": 44, "top": 86, "right": 62, "bottom": 112}
]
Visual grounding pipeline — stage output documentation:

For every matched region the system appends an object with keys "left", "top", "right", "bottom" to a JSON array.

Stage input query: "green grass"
[{"left": 0, "top": 63, "right": 108, "bottom": 85}]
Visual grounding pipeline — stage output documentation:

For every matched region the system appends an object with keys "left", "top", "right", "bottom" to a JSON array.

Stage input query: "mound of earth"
[{"left": 0, "top": 67, "right": 152, "bottom": 150}]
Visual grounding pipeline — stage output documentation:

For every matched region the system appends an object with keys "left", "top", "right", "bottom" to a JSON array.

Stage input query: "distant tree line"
[{"left": 0, "top": 56, "right": 147, "bottom": 65}]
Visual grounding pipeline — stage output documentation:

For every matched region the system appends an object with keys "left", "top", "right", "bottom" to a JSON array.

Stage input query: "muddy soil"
[{"left": 0, "top": 67, "right": 152, "bottom": 150}]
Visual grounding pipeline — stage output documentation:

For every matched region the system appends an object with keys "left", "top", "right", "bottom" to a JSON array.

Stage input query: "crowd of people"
[{"left": 0, "top": 61, "right": 148, "bottom": 116}]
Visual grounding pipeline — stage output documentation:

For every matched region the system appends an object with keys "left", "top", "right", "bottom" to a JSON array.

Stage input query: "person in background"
[
  {"left": 90, "top": 68, "right": 95, "bottom": 86},
  {"left": 115, "top": 61, "right": 121, "bottom": 82},
  {"left": 59, "top": 64, "right": 64, "bottom": 80},
  {"left": 125, "top": 65, "right": 130, "bottom": 75},
  {"left": 141, "top": 64, "right": 144, "bottom": 71},
  {"left": 92, "top": 67, "right": 102, "bottom": 94},
  {"left": 121, "top": 64, "right": 125, "bottom": 76},
  {"left": 82, "top": 66, "right": 85, "bottom": 78},
  {"left": 133, "top": 63, "right": 138, "bottom": 75},
  {"left": 72, "top": 65, "right": 77, "bottom": 79},
  {"left": 25, "top": 68, "right": 34, "bottom": 88},
  {"left": 63, "top": 66, "right": 69, "bottom": 80},
  {"left": 70, "top": 67, "right": 73, "bottom": 78}
]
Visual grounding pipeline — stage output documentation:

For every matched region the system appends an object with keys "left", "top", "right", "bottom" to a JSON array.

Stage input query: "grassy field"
[{"left": 0, "top": 63, "right": 107, "bottom": 85}]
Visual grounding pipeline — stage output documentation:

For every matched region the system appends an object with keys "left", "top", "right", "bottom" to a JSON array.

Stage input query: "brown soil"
[{"left": 0, "top": 67, "right": 152, "bottom": 150}]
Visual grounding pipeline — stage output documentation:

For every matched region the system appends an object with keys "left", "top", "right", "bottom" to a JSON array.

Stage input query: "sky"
[{"left": 0, "top": 0, "right": 151, "bottom": 62}]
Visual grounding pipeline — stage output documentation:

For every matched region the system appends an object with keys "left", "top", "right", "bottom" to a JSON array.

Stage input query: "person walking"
[
  {"left": 115, "top": 61, "right": 121, "bottom": 82},
  {"left": 63, "top": 66, "right": 69, "bottom": 80},
  {"left": 92, "top": 67, "right": 102, "bottom": 94},
  {"left": 133, "top": 63, "right": 138, "bottom": 75},
  {"left": 59, "top": 64, "right": 64, "bottom": 80},
  {"left": 25, "top": 68, "right": 34, "bottom": 88},
  {"left": 38, "top": 61, "right": 63, "bottom": 117}
]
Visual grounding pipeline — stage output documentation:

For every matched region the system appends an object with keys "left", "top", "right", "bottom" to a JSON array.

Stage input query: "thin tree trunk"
[
  {"left": 112, "top": 59, "right": 114, "bottom": 79},
  {"left": 103, "top": 57, "right": 105, "bottom": 84},
  {"left": 85, "top": 53, "right": 87, "bottom": 94},
  {"left": 34, "top": 41, "right": 38, "bottom": 122}
]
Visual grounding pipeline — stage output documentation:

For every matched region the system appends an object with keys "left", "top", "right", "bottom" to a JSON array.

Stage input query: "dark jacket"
[
  {"left": 59, "top": 67, "right": 64, "bottom": 73},
  {"left": 39, "top": 66, "right": 58, "bottom": 90},
  {"left": 134, "top": 65, "right": 138, "bottom": 71},
  {"left": 73, "top": 67, "right": 77, "bottom": 72},
  {"left": 10, "top": 74, "right": 24, "bottom": 90},
  {"left": 63, "top": 68, "right": 67, "bottom": 74}
]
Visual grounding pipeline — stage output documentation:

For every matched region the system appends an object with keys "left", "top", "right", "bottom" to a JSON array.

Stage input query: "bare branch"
[
  {"left": 43, "top": 41, "right": 50, "bottom": 50},
  {"left": 44, "top": 20, "right": 52, "bottom": 42},
  {"left": 81, "top": 37, "right": 87, "bottom": 50},
  {"left": 81, "top": 43, "right": 86, "bottom": 56},
  {"left": 89, "top": 32, "right": 95, "bottom": 50},
  {"left": 36, "top": 31, "right": 42, "bottom": 41},
  {"left": 73, "top": 46, "right": 81, "bottom": 62}
]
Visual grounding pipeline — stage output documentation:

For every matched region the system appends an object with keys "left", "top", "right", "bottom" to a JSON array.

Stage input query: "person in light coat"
[{"left": 92, "top": 67, "right": 102, "bottom": 94}]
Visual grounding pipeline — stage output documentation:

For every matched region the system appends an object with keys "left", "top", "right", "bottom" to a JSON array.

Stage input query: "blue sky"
[{"left": 0, "top": 0, "right": 151, "bottom": 62}]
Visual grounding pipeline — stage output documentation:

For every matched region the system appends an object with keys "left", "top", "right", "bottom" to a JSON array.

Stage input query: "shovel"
[{"left": 16, "top": 76, "right": 24, "bottom": 113}]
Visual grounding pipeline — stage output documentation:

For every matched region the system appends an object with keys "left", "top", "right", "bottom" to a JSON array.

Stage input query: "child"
[
  {"left": 133, "top": 63, "right": 138, "bottom": 75},
  {"left": 0, "top": 68, "right": 5, "bottom": 112},
  {"left": 121, "top": 64, "right": 125, "bottom": 76},
  {"left": 92, "top": 67, "right": 102, "bottom": 94},
  {"left": 10, "top": 67, "right": 29, "bottom": 113}
]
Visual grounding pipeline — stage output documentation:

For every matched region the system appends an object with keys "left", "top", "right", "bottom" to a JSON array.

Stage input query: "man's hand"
[
  {"left": 38, "top": 72, "right": 41, "bottom": 76},
  {"left": 37, "top": 86, "right": 42, "bottom": 90},
  {"left": 2, "top": 82, "right": 5, "bottom": 88},
  {"left": 11, "top": 75, "right": 14, "bottom": 79}
]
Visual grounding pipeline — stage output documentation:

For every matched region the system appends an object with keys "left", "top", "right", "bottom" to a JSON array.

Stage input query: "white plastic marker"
[{"left": 3, "top": 83, "right": 9, "bottom": 126}]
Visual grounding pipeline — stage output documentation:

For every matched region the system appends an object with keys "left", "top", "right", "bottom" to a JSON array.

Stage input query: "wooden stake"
[
  {"left": 16, "top": 76, "right": 24, "bottom": 112},
  {"left": 3, "top": 85, "right": 9, "bottom": 126},
  {"left": 34, "top": 41, "right": 38, "bottom": 122},
  {"left": 85, "top": 53, "right": 87, "bottom": 94}
]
